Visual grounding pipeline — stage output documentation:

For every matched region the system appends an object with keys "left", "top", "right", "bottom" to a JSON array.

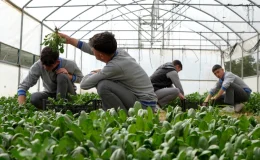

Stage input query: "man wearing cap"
[{"left": 202, "top": 64, "right": 251, "bottom": 112}]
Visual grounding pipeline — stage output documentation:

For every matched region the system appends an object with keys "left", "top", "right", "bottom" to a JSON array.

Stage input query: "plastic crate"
[
  {"left": 42, "top": 99, "right": 103, "bottom": 114},
  {"left": 181, "top": 99, "right": 199, "bottom": 111}
]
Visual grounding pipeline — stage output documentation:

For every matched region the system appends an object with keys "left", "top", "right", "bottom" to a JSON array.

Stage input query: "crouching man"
[
  {"left": 150, "top": 60, "right": 185, "bottom": 107},
  {"left": 202, "top": 64, "right": 251, "bottom": 112},
  {"left": 59, "top": 32, "right": 158, "bottom": 111},
  {"left": 18, "top": 47, "right": 83, "bottom": 109}
]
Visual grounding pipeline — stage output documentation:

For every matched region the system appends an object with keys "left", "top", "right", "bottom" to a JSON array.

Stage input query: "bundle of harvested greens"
[{"left": 41, "top": 27, "right": 66, "bottom": 53}]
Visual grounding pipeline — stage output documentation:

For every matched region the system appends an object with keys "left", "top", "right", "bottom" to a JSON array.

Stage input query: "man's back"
[
  {"left": 150, "top": 62, "right": 176, "bottom": 91},
  {"left": 110, "top": 49, "right": 156, "bottom": 101}
]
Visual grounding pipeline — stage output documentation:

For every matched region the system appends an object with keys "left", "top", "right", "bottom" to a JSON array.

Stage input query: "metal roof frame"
[
  {"left": 25, "top": 3, "right": 260, "bottom": 8},
  {"left": 7, "top": 0, "right": 260, "bottom": 51},
  {"left": 215, "top": 0, "right": 259, "bottom": 34},
  {"left": 169, "top": 0, "right": 243, "bottom": 41},
  {"left": 59, "top": 7, "right": 223, "bottom": 51},
  {"left": 66, "top": 6, "right": 229, "bottom": 49}
]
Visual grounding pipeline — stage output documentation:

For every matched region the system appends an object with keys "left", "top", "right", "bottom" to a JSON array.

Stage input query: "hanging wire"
[
  {"left": 140, "top": 48, "right": 143, "bottom": 62},
  {"left": 252, "top": 4, "right": 254, "bottom": 25},
  {"left": 240, "top": 39, "right": 260, "bottom": 54},
  {"left": 247, "top": 5, "right": 250, "bottom": 25}
]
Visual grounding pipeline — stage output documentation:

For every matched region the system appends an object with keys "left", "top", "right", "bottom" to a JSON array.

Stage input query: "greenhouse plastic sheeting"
[{"left": 1, "top": 0, "right": 260, "bottom": 96}]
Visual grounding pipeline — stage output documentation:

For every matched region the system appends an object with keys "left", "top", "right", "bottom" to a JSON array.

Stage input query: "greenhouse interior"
[{"left": 0, "top": 0, "right": 260, "bottom": 159}]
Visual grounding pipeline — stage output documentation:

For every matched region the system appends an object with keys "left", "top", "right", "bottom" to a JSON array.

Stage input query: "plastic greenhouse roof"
[{"left": 7, "top": 0, "right": 260, "bottom": 52}]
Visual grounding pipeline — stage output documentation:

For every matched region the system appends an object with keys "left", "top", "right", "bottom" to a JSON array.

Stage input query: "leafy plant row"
[
  {"left": 0, "top": 94, "right": 259, "bottom": 159},
  {"left": 168, "top": 92, "right": 260, "bottom": 115}
]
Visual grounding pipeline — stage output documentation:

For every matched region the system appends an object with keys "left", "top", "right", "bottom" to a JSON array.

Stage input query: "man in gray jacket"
[
  {"left": 150, "top": 60, "right": 185, "bottom": 107},
  {"left": 59, "top": 32, "right": 157, "bottom": 111},
  {"left": 202, "top": 64, "right": 251, "bottom": 112},
  {"left": 18, "top": 47, "right": 83, "bottom": 109}
]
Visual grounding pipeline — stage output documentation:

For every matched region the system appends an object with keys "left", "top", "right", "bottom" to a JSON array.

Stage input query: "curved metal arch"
[
  {"left": 154, "top": 6, "right": 191, "bottom": 39},
  {"left": 248, "top": 0, "right": 260, "bottom": 9},
  {"left": 42, "top": 0, "right": 71, "bottom": 21},
  {"left": 69, "top": 0, "right": 146, "bottom": 37},
  {"left": 154, "top": 3, "right": 190, "bottom": 38},
  {"left": 215, "top": 0, "right": 258, "bottom": 34},
  {"left": 190, "top": 29, "right": 222, "bottom": 51},
  {"left": 78, "top": 7, "right": 222, "bottom": 51},
  {"left": 59, "top": 0, "right": 107, "bottom": 29},
  {"left": 168, "top": 0, "right": 243, "bottom": 41},
  {"left": 155, "top": 8, "right": 230, "bottom": 46},
  {"left": 72, "top": 1, "right": 237, "bottom": 47},
  {"left": 77, "top": 8, "right": 156, "bottom": 39}
]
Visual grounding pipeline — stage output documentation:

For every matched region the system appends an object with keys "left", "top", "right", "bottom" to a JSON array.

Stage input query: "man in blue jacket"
[
  {"left": 17, "top": 47, "right": 83, "bottom": 109},
  {"left": 203, "top": 64, "right": 251, "bottom": 112}
]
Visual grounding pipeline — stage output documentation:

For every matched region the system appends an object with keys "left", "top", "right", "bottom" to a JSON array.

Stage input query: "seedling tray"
[{"left": 42, "top": 99, "right": 103, "bottom": 114}]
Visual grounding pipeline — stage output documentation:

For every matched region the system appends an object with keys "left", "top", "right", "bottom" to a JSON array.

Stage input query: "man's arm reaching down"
[{"left": 166, "top": 71, "right": 184, "bottom": 95}]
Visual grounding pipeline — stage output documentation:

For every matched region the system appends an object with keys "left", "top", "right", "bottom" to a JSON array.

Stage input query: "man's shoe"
[
  {"left": 153, "top": 104, "right": 165, "bottom": 113},
  {"left": 234, "top": 103, "right": 244, "bottom": 113},
  {"left": 222, "top": 106, "right": 234, "bottom": 113}
]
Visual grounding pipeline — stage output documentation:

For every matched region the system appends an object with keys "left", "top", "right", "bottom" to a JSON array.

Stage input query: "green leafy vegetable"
[{"left": 41, "top": 27, "right": 66, "bottom": 53}]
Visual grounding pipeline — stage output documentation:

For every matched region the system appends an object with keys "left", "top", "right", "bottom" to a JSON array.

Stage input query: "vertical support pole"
[
  {"left": 18, "top": 13, "right": 24, "bottom": 65},
  {"left": 74, "top": 47, "right": 76, "bottom": 61},
  {"left": 227, "top": 33, "right": 231, "bottom": 72},
  {"left": 38, "top": 22, "right": 44, "bottom": 92},
  {"left": 172, "top": 49, "right": 173, "bottom": 61},
  {"left": 162, "top": 20, "right": 164, "bottom": 49},
  {"left": 18, "top": 0, "right": 33, "bottom": 90},
  {"left": 138, "top": 49, "right": 140, "bottom": 64},
  {"left": 199, "top": 33, "right": 202, "bottom": 93},
  {"left": 257, "top": 35, "right": 259, "bottom": 92},
  {"left": 66, "top": 44, "right": 68, "bottom": 58},
  {"left": 80, "top": 51, "right": 83, "bottom": 74},
  {"left": 138, "top": 17, "right": 141, "bottom": 49},
  {"left": 18, "top": 11, "right": 24, "bottom": 87},
  {"left": 80, "top": 50, "right": 83, "bottom": 94},
  {"left": 221, "top": 51, "right": 223, "bottom": 66},
  {"left": 33, "top": 55, "right": 36, "bottom": 63},
  {"left": 241, "top": 42, "right": 244, "bottom": 79},
  {"left": 40, "top": 23, "right": 43, "bottom": 52}
]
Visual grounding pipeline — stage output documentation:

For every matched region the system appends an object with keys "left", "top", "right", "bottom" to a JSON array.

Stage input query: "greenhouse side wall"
[{"left": 224, "top": 34, "right": 260, "bottom": 93}]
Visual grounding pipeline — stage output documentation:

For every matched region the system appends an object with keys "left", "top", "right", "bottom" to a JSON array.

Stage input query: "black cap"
[{"left": 212, "top": 64, "right": 222, "bottom": 72}]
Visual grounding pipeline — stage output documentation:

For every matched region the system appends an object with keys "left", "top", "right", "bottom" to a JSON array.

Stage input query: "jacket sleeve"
[
  {"left": 76, "top": 41, "right": 94, "bottom": 55},
  {"left": 80, "top": 62, "right": 123, "bottom": 90},
  {"left": 222, "top": 73, "right": 236, "bottom": 91},
  {"left": 18, "top": 63, "right": 41, "bottom": 96},
  {"left": 71, "top": 62, "right": 84, "bottom": 83},
  {"left": 166, "top": 71, "right": 184, "bottom": 95},
  {"left": 209, "top": 81, "right": 221, "bottom": 95}
]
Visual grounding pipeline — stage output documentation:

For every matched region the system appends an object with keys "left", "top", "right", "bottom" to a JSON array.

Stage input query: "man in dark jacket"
[{"left": 150, "top": 60, "right": 185, "bottom": 107}]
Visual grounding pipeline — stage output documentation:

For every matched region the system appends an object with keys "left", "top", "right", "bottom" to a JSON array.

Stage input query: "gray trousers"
[
  {"left": 30, "top": 74, "right": 76, "bottom": 109},
  {"left": 215, "top": 83, "right": 250, "bottom": 105},
  {"left": 96, "top": 80, "right": 138, "bottom": 111},
  {"left": 155, "top": 88, "right": 180, "bottom": 107}
]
